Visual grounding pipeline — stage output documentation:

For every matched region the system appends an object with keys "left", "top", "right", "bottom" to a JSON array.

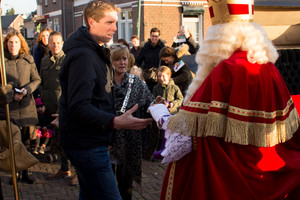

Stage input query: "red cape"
[{"left": 161, "top": 52, "right": 300, "bottom": 200}]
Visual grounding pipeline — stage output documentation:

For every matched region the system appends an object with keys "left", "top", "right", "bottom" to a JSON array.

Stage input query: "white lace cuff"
[{"left": 161, "top": 125, "right": 192, "bottom": 164}]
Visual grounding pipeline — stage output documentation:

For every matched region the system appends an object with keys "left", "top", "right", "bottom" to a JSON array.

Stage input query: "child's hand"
[
  {"left": 154, "top": 96, "right": 165, "bottom": 104},
  {"left": 169, "top": 102, "right": 174, "bottom": 108},
  {"left": 164, "top": 101, "right": 170, "bottom": 108}
]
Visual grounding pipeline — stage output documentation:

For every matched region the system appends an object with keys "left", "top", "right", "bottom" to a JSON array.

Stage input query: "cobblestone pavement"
[{"left": 0, "top": 154, "right": 167, "bottom": 200}]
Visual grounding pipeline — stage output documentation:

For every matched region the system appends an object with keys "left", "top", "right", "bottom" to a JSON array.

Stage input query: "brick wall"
[
  {"left": 42, "top": 0, "right": 61, "bottom": 14},
  {"left": 143, "top": 6, "right": 181, "bottom": 46},
  {"left": 203, "top": 7, "right": 212, "bottom": 40}
]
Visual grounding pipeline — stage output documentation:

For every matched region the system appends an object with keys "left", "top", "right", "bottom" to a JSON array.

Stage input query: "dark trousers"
[
  {"left": 61, "top": 154, "right": 71, "bottom": 171},
  {"left": 64, "top": 146, "right": 121, "bottom": 200},
  {"left": 0, "top": 178, "right": 3, "bottom": 200},
  {"left": 20, "top": 126, "right": 31, "bottom": 151},
  {"left": 112, "top": 164, "right": 133, "bottom": 200}
]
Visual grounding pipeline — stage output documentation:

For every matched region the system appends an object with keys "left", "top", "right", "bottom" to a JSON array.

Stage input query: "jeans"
[{"left": 64, "top": 146, "right": 122, "bottom": 200}]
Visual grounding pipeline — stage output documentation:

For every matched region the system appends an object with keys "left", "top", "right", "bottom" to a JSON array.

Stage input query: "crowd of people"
[{"left": 1, "top": 0, "right": 300, "bottom": 200}]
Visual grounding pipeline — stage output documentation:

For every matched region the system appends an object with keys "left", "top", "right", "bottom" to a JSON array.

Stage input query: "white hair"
[{"left": 184, "top": 22, "right": 279, "bottom": 101}]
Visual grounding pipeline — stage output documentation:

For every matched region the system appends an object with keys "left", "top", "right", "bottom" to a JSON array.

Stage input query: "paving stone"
[{"left": 1, "top": 158, "right": 167, "bottom": 200}]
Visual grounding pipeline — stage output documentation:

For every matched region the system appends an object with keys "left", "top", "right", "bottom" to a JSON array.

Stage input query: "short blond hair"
[
  {"left": 157, "top": 66, "right": 172, "bottom": 78},
  {"left": 110, "top": 46, "right": 130, "bottom": 62},
  {"left": 84, "top": 0, "right": 120, "bottom": 29}
]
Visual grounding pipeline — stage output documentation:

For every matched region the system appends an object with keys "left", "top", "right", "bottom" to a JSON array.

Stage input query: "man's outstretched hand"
[{"left": 113, "top": 104, "right": 153, "bottom": 130}]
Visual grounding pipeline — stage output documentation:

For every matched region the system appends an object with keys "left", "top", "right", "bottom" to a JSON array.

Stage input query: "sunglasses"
[{"left": 110, "top": 44, "right": 127, "bottom": 50}]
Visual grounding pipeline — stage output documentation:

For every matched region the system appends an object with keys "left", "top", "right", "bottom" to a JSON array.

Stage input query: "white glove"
[
  {"left": 161, "top": 129, "right": 192, "bottom": 164},
  {"left": 148, "top": 104, "right": 170, "bottom": 128}
]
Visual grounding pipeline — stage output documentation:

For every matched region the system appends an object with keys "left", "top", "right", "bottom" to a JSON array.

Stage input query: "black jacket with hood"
[
  {"left": 136, "top": 39, "right": 165, "bottom": 71},
  {"left": 59, "top": 26, "right": 115, "bottom": 150}
]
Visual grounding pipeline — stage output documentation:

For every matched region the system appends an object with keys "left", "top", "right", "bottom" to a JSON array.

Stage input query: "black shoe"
[
  {"left": 9, "top": 172, "right": 20, "bottom": 185},
  {"left": 22, "top": 170, "right": 35, "bottom": 184}
]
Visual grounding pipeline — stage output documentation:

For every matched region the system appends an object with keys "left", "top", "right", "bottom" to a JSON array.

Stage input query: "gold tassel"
[{"left": 167, "top": 107, "right": 300, "bottom": 147}]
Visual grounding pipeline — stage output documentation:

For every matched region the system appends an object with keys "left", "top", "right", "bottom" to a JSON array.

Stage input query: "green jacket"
[
  {"left": 40, "top": 50, "right": 65, "bottom": 114},
  {"left": 153, "top": 80, "right": 183, "bottom": 114}
]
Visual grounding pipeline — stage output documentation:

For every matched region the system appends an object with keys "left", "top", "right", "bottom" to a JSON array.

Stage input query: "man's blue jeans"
[{"left": 64, "top": 146, "right": 122, "bottom": 200}]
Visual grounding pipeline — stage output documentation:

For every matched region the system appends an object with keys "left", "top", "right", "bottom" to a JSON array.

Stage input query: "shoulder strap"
[{"left": 120, "top": 74, "right": 135, "bottom": 113}]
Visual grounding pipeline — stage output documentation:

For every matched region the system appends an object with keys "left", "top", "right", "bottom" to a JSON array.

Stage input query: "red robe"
[{"left": 161, "top": 51, "right": 300, "bottom": 200}]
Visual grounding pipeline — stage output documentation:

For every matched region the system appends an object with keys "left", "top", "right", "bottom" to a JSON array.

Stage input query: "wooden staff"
[{"left": 0, "top": 1, "right": 19, "bottom": 199}]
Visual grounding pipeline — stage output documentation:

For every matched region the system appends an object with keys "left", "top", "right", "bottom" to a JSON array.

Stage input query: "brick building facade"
[
  {"left": 35, "top": 0, "right": 300, "bottom": 47},
  {"left": 37, "top": 0, "right": 210, "bottom": 46}
]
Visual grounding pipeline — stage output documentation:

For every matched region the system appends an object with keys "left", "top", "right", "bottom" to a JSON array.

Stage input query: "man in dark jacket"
[
  {"left": 136, "top": 27, "right": 165, "bottom": 91},
  {"left": 130, "top": 34, "right": 142, "bottom": 61},
  {"left": 39, "top": 31, "right": 74, "bottom": 182},
  {"left": 59, "top": 1, "right": 152, "bottom": 199}
]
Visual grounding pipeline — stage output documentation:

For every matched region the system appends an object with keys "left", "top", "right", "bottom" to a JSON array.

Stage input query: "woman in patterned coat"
[{"left": 110, "top": 45, "right": 154, "bottom": 200}]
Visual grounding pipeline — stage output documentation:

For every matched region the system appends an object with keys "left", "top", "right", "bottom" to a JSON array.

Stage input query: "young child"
[
  {"left": 32, "top": 98, "right": 53, "bottom": 155},
  {"left": 153, "top": 66, "right": 183, "bottom": 115},
  {"left": 130, "top": 65, "right": 145, "bottom": 82},
  {"left": 152, "top": 66, "right": 184, "bottom": 159}
]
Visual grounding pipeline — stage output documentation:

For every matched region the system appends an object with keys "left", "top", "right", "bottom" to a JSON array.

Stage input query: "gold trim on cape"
[
  {"left": 167, "top": 99, "right": 300, "bottom": 147},
  {"left": 165, "top": 162, "right": 176, "bottom": 200}
]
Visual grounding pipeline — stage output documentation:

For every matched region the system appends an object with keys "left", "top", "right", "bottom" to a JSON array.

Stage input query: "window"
[
  {"left": 182, "top": 16, "right": 202, "bottom": 43},
  {"left": 53, "top": 0, "right": 56, "bottom": 3},
  {"left": 182, "top": 7, "right": 204, "bottom": 44},
  {"left": 45, "top": 0, "right": 48, "bottom": 6},
  {"left": 53, "top": 18, "right": 60, "bottom": 31},
  {"left": 118, "top": 10, "right": 133, "bottom": 42}
]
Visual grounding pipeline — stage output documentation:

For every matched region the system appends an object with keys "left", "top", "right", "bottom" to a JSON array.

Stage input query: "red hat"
[
  {"left": 35, "top": 98, "right": 44, "bottom": 106},
  {"left": 208, "top": 0, "right": 254, "bottom": 25}
]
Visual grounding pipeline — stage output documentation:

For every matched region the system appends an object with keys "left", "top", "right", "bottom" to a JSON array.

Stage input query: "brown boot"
[
  {"left": 46, "top": 169, "right": 71, "bottom": 179},
  {"left": 69, "top": 175, "right": 78, "bottom": 186}
]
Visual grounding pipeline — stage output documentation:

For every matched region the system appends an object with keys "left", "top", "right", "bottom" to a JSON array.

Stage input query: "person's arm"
[
  {"left": 169, "top": 86, "right": 184, "bottom": 111},
  {"left": 148, "top": 104, "right": 192, "bottom": 163},
  {"left": 113, "top": 104, "right": 153, "bottom": 130},
  {"left": 24, "top": 60, "right": 41, "bottom": 94},
  {"left": 185, "top": 37, "right": 200, "bottom": 55}
]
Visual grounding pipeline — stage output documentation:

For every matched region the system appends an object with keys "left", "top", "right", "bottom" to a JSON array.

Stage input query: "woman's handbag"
[{"left": 0, "top": 121, "right": 39, "bottom": 172}]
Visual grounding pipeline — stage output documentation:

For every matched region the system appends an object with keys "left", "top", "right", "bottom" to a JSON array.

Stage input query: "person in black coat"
[
  {"left": 130, "top": 34, "right": 142, "bottom": 61},
  {"left": 136, "top": 27, "right": 166, "bottom": 91},
  {"left": 59, "top": 1, "right": 152, "bottom": 199}
]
